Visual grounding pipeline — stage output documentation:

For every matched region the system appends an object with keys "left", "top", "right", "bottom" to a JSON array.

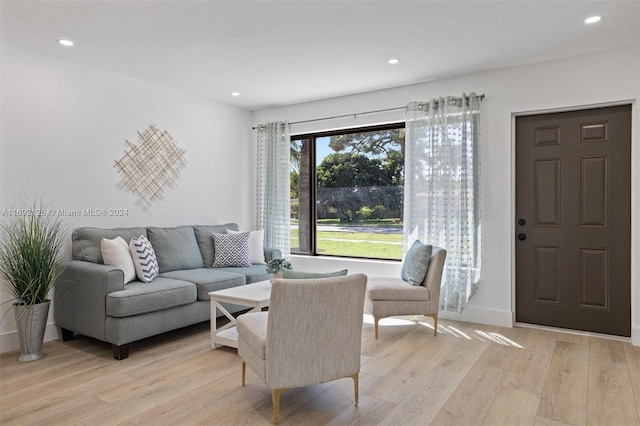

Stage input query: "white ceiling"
[{"left": 1, "top": 0, "right": 638, "bottom": 110}]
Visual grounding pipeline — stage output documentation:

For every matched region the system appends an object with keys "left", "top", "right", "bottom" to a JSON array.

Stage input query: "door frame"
[{"left": 510, "top": 99, "right": 638, "bottom": 345}]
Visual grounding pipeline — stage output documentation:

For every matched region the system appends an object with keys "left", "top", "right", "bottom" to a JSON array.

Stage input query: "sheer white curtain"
[
  {"left": 256, "top": 122, "right": 291, "bottom": 258},
  {"left": 404, "top": 93, "right": 481, "bottom": 313}
]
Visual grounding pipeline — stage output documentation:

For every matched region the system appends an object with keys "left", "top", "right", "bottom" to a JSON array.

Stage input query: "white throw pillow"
[
  {"left": 227, "top": 229, "right": 265, "bottom": 264},
  {"left": 212, "top": 232, "right": 252, "bottom": 268},
  {"left": 129, "top": 235, "right": 159, "bottom": 283},
  {"left": 101, "top": 236, "right": 136, "bottom": 283}
]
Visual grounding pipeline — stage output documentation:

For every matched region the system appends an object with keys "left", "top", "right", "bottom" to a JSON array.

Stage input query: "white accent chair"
[
  {"left": 236, "top": 273, "right": 367, "bottom": 424},
  {"left": 365, "top": 246, "right": 447, "bottom": 338}
]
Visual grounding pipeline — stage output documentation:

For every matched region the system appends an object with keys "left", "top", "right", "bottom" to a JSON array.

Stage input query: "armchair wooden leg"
[
  {"left": 425, "top": 313, "right": 438, "bottom": 336},
  {"left": 241, "top": 361, "right": 246, "bottom": 386},
  {"left": 374, "top": 317, "right": 381, "bottom": 339},
  {"left": 350, "top": 373, "right": 359, "bottom": 406},
  {"left": 272, "top": 388, "right": 286, "bottom": 424}
]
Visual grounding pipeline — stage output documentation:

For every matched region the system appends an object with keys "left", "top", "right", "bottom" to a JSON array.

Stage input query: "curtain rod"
[{"left": 252, "top": 93, "right": 484, "bottom": 130}]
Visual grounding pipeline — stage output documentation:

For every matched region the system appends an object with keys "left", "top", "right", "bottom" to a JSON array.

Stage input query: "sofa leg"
[
  {"left": 61, "top": 328, "right": 74, "bottom": 341},
  {"left": 112, "top": 344, "right": 130, "bottom": 360},
  {"left": 374, "top": 317, "right": 381, "bottom": 339}
]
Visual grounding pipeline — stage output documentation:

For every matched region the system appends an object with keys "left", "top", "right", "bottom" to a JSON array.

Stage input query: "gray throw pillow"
[
  {"left": 401, "top": 240, "right": 433, "bottom": 286},
  {"left": 281, "top": 269, "right": 348, "bottom": 279},
  {"left": 147, "top": 226, "right": 204, "bottom": 273},
  {"left": 212, "top": 232, "right": 251, "bottom": 268},
  {"left": 193, "top": 223, "right": 239, "bottom": 267}
]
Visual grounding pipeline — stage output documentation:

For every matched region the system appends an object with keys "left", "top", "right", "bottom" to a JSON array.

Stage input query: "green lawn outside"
[{"left": 290, "top": 228, "right": 403, "bottom": 260}]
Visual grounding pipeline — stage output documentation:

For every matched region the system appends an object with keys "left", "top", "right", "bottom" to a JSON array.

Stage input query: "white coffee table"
[{"left": 209, "top": 280, "right": 271, "bottom": 349}]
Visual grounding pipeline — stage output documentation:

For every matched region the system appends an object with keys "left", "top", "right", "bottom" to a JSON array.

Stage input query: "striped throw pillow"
[{"left": 129, "top": 235, "right": 159, "bottom": 283}]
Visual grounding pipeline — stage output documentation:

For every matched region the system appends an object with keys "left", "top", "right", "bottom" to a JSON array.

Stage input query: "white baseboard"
[
  {"left": 0, "top": 322, "right": 60, "bottom": 354},
  {"left": 439, "top": 306, "right": 513, "bottom": 328},
  {"left": 632, "top": 326, "right": 640, "bottom": 347}
]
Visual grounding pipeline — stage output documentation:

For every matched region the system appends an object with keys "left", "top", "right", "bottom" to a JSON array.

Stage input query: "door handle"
[
  {"left": 518, "top": 219, "right": 526, "bottom": 226},
  {"left": 517, "top": 233, "right": 526, "bottom": 241}
]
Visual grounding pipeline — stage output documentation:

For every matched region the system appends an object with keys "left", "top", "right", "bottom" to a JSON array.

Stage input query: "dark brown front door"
[{"left": 515, "top": 105, "right": 631, "bottom": 337}]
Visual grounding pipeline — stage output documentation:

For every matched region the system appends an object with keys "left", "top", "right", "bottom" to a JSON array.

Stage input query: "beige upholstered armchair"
[
  {"left": 365, "top": 244, "right": 447, "bottom": 338},
  {"left": 236, "top": 273, "right": 368, "bottom": 424}
]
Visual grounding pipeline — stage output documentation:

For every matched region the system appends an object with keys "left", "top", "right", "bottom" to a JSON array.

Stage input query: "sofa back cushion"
[
  {"left": 147, "top": 226, "right": 205, "bottom": 273},
  {"left": 193, "top": 223, "right": 239, "bottom": 267},
  {"left": 72, "top": 227, "right": 149, "bottom": 264}
]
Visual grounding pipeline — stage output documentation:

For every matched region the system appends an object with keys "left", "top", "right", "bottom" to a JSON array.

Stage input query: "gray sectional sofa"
[{"left": 54, "top": 223, "right": 280, "bottom": 360}]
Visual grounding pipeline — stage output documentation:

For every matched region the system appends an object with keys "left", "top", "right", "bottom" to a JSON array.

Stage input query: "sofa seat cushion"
[
  {"left": 236, "top": 311, "right": 268, "bottom": 360},
  {"left": 217, "top": 265, "right": 270, "bottom": 284},
  {"left": 366, "top": 277, "right": 430, "bottom": 302},
  {"left": 106, "top": 277, "right": 196, "bottom": 318},
  {"left": 159, "top": 268, "right": 246, "bottom": 300}
]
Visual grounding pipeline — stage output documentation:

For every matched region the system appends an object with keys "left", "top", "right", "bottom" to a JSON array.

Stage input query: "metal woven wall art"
[{"left": 114, "top": 124, "right": 187, "bottom": 211}]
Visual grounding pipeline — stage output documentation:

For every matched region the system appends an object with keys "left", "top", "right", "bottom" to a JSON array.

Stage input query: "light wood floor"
[{"left": 1, "top": 317, "right": 639, "bottom": 425}]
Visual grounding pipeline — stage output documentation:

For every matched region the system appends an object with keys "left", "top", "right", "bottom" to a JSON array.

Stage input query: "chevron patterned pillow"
[
  {"left": 212, "top": 232, "right": 251, "bottom": 268},
  {"left": 129, "top": 235, "right": 159, "bottom": 283}
]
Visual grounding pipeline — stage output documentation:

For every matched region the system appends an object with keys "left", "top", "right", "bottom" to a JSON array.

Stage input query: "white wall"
[
  {"left": 253, "top": 47, "right": 640, "bottom": 345},
  {"left": 0, "top": 43, "right": 253, "bottom": 352}
]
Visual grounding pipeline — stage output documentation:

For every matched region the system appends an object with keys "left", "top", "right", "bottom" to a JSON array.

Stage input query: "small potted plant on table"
[{"left": 266, "top": 258, "right": 292, "bottom": 282}]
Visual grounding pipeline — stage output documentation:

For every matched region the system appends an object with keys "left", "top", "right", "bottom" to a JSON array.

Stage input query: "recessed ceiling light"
[
  {"left": 584, "top": 15, "right": 602, "bottom": 24},
  {"left": 231, "top": 92, "right": 240, "bottom": 97},
  {"left": 387, "top": 58, "right": 400, "bottom": 65},
  {"left": 57, "top": 39, "right": 74, "bottom": 47}
]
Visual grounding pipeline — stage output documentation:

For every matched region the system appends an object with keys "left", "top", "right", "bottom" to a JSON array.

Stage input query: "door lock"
[
  {"left": 518, "top": 219, "right": 526, "bottom": 226},
  {"left": 517, "top": 233, "right": 527, "bottom": 241}
]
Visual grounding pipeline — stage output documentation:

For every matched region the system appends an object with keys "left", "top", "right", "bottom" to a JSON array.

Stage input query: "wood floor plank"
[
  {"left": 473, "top": 335, "right": 523, "bottom": 372},
  {"left": 589, "top": 336, "right": 627, "bottom": 362},
  {"left": 556, "top": 332, "right": 589, "bottom": 345},
  {"left": 364, "top": 326, "right": 457, "bottom": 403},
  {"left": 533, "top": 415, "right": 572, "bottom": 426},
  {"left": 0, "top": 371, "right": 132, "bottom": 424},
  {"left": 13, "top": 396, "right": 111, "bottom": 426},
  {"left": 624, "top": 343, "right": 640, "bottom": 379},
  {"left": 503, "top": 329, "right": 558, "bottom": 394},
  {"left": 378, "top": 336, "right": 489, "bottom": 425},
  {"left": 325, "top": 394, "right": 396, "bottom": 426},
  {"left": 169, "top": 381, "right": 270, "bottom": 425},
  {"left": 360, "top": 325, "right": 430, "bottom": 377},
  {"left": 536, "top": 341, "right": 589, "bottom": 425},
  {"left": 430, "top": 365, "right": 506, "bottom": 425},
  {"left": 630, "top": 377, "right": 640, "bottom": 422},
  {"left": 482, "top": 386, "right": 540, "bottom": 426},
  {"left": 120, "top": 368, "right": 260, "bottom": 425},
  {"left": 587, "top": 351, "right": 640, "bottom": 425},
  {"left": 86, "top": 354, "right": 243, "bottom": 424}
]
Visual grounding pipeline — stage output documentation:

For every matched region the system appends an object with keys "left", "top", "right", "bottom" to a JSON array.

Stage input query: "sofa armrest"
[
  {"left": 54, "top": 260, "right": 126, "bottom": 341},
  {"left": 263, "top": 247, "right": 282, "bottom": 263}
]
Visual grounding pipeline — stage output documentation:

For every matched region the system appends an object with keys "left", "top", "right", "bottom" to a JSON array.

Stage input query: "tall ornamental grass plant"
[{"left": 0, "top": 206, "right": 67, "bottom": 306}]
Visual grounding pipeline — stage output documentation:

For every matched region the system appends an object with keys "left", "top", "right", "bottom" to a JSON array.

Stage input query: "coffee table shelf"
[{"left": 209, "top": 280, "right": 271, "bottom": 349}]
